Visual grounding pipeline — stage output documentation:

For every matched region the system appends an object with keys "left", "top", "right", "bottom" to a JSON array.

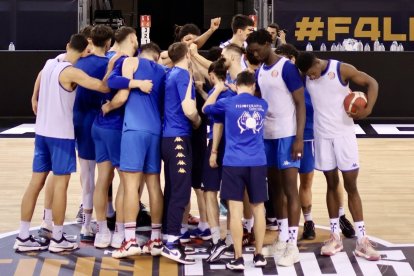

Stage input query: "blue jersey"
[
  {"left": 123, "top": 58, "right": 166, "bottom": 135},
  {"left": 162, "top": 66, "right": 195, "bottom": 137},
  {"left": 204, "top": 93, "right": 268, "bottom": 166},
  {"left": 304, "top": 88, "right": 314, "bottom": 140},
  {"left": 106, "top": 51, "right": 116, "bottom": 59},
  {"left": 94, "top": 55, "right": 128, "bottom": 130},
  {"left": 207, "top": 88, "right": 236, "bottom": 140},
  {"left": 73, "top": 55, "right": 108, "bottom": 126}
]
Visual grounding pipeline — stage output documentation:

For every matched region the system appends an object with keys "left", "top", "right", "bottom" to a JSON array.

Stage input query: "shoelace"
[
  {"left": 118, "top": 240, "right": 129, "bottom": 252},
  {"left": 323, "top": 234, "right": 340, "bottom": 245}
]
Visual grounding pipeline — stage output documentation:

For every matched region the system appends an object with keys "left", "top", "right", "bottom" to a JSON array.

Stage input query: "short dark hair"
[
  {"left": 275, "top": 44, "right": 299, "bottom": 60},
  {"left": 245, "top": 49, "right": 260, "bottom": 66},
  {"left": 207, "top": 46, "right": 223, "bottom": 61},
  {"left": 224, "top": 43, "right": 245, "bottom": 56},
  {"left": 267, "top": 23, "right": 280, "bottom": 31},
  {"left": 140, "top": 42, "right": 162, "bottom": 55},
  {"left": 68, "top": 34, "right": 89, "bottom": 53},
  {"left": 175, "top": 23, "right": 201, "bottom": 42},
  {"left": 79, "top": 25, "right": 93, "bottom": 38},
  {"left": 246, "top": 29, "right": 272, "bottom": 45},
  {"left": 91, "top": 25, "right": 113, "bottom": 47},
  {"left": 236, "top": 71, "right": 256, "bottom": 87},
  {"left": 208, "top": 58, "right": 227, "bottom": 81},
  {"left": 231, "top": 14, "right": 254, "bottom": 34},
  {"left": 168, "top": 42, "right": 188, "bottom": 63},
  {"left": 114, "top": 27, "right": 136, "bottom": 43},
  {"left": 296, "top": 52, "right": 317, "bottom": 73}
]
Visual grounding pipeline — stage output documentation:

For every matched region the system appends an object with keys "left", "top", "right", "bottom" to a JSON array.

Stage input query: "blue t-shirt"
[
  {"left": 204, "top": 93, "right": 268, "bottom": 166},
  {"left": 94, "top": 55, "right": 128, "bottom": 130},
  {"left": 73, "top": 54, "right": 108, "bottom": 126},
  {"left": 206, "top": 87, "right": 236, "bottom": 140},
  {"left": 304, "top": 88, "right": 314, "bottom": 140},
  {"left": 162, "top": 66, "right": 196, "bottom": 137},
  {"left": 124, "top": 58, "right": 166, "bottom": 135}
]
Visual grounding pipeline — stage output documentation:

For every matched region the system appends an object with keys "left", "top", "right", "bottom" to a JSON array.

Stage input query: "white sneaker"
[
  {"left": 355, "top": 237, "right": 381, "bottom": 261},
  {"left": 49, "top": 236, "right": 78, "bottom": 253},
  {"left": 142, "top": 239, "right": 163, "bottom": 256},
  {"left": 112, "top": 239, "right": 141, "bottom": 258},
  {"left": 111, "top": 231, "right": 125, "bottom": 249},
  {"left": 273, "top": 240, "right": 287, "bottom": 261},
  {"left": 94, "top": 231, "right": 112, "bottom": 248},
  {"left": 321, "top": 233, "right": 343, "bottom": 256},
  {"left": 277, "top": 243, "right": 300, "bottom": 267},
  {"left": 38, "top": 221, "right": 53, "bottom": 240},
  {"left": 80, "top": 225, "right": 95, "bottom": 243},
  {"left": 14, "top": 235, "right": 49, "bottom": 252}
]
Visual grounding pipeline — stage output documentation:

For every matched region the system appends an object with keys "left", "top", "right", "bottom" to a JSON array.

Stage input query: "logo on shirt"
[
  {"left": 328, "top": 72, "right": 336, "bottom": 80},
  {"left": 175, "top": 145, "right": 184, "bottom": 150},
  {"left": 176, "top": 152, "right": 186, "bottom": 158},
  {"left": 177, "top": 160, "right": 187, "bottom": 166},
  {"left": 178, "top": 168, "right": 187, "bottom": 174},
  {"left": 283, "top": 160, "right": 291, "bottom": 166},
  {"left": 271, "top": 70, "right": 279, "bottom": 78},
  {"left": 174, "top": 137, "right": 183, "bottom": 142},
  {"left": 237, "top": 111, "right": 264, "bottom": 134}
]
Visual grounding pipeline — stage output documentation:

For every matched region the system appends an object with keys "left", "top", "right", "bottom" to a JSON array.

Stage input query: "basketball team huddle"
[{"left": 13, "top": 14, "right": 380, "bottom": 271}]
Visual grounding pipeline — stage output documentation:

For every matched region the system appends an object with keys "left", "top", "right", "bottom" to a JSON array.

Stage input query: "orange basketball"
[{"left": 344, "top": 91, "right": 367, "bottom": 113}]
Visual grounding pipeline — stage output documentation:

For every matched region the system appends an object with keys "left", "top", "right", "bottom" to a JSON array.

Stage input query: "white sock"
[
  {"left": 106, "top": 202, "right": 115, "bottom": 217},
  {"left": 180, "top": 224, "right": 189, "bottom": 234},
  {"left": 52, "top": 225, "right": 63, "bottom": 240},
  {"left": 288, "top": 226, "right": 299, "bottom": 244},
  {"left": 115, "top": 222, "right": 124, "bottom": 233},
  {"left": 97, "top": 220, "right": 108, "bottom": 233},
  {"left": 83, "top": 212, "right": 92, "bottom": 228},
  {"left": 151, "top": 223, "right": 162, "bottom": 240},
  {"left": 225, "top": 230, "right": 233, "bottom": 246},
  {"left": 354, "top": 221, "right": 366, "bottom": 242},
  {"left": 211, "top": 226, "right": 221, "bottom": 244},
  {"left": 19, "top": 221, "right": 30, "bottom": 239},
  {"left": 243, "top": 218, "right": 254, "bottom": 233},
  {"left": 198, "top": 221, "right": 209, "bottom": 231},
  {"left": 330, "top": 218, "right": 340, "bottom": 236},
  {"left": 303, "top": 212, "right": 312, "bottom": 222},
  {"left": 43, "top": 208, "right": 53, "bottom": 226},
  {"left": 277, "top": 218, "right": 289, "bottom": 242},
  {"left": 124, "top": 222, "right": 136, "bottom": 241},
  {"left": 338, "top": 207, "right": 345, "bottom": 217},
  {"left": 167, "top": 235, "right": 180, "bottom": 243}
]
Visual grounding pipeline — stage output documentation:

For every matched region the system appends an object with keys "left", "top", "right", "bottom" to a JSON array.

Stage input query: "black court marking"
[{"left": 1, "top": 223, "right": 414, "bottom": 276}]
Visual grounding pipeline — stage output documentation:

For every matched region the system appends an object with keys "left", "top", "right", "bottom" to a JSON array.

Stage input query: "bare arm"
[
  {"left": 209, "top": 122, "right": 223, "bottom": 168},
  {"left": 60, "top": 66, "right": 110, "bottom": 93},
  {"left": 31, "top": 70, "right": 42, "bottom": 115},
  {"left": 194, "top": 17, "right": 221, "bottom": 49},
  {"left": 202, "top": 82, "right": 225, "bottom": 113},
  {"left": 189, "top": 43, "right": 213, "bottom": 70},
  {"left": 181, "top": 73, "right": 201, "bottom": 129},
  {"left": 195, "top": 81, "right": 208, "bottom": 101},
  {"left": 340, "top": 63, "right": 379, "bottom": 119},
  {"left": 291, "top": 87, "right": 306, "bottom": 160}
]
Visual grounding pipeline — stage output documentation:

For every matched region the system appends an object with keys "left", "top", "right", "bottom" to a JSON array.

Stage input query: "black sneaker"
[
  {"left": 107, "top": 212, "right": 116, "bottom": 231},
  {"left": 302, "top": 220, "right": 316, "bottom": 240},
  {"left": 136, "top": 202, "right": 151, "bottom": 231},
  {"left": 206, "top": 238, "right": 227, "bottom": 263},
  {"left": 223, "top": 244, "right": 234, "bottom": 257},
  {"left": 242, "top": 227, "right": 255, "bottom": 246},
  {"left": 253, "top": 253, "right": 267, "bottom": 267},
  {"left": 340, "top": 215, "right": 355, "bottom": 238},
  {"left": 266, "top": 218, "right": 278, "bottom": 231},
  {"left": 226, "top": 257, "right": 245, "bottom": 271},
  {"left": 161, "top": 242, "right": 195, "bottom": 265}
]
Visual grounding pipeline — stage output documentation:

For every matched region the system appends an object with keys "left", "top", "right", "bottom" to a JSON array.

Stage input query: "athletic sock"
[
  {"left": 180, "top": 223, "right": 189, "bottom": 235},
  {"left": 151, "top": 223, "right": 162, "bottom": 240},
  {"left": 338, "top": 207, "right": 345, "bottom": 217},
  {"left": 52, "top": 225, "right": 63, "bottom": 240},
  {"left": 330, "top": 218, "right": 340, "bottom": 236},
  {"left": 243, "top": 218, "right": 254, "bottom": 233},
  {"left": 303, "top": 212, "right": 313, "bottom": 222},
  {"left": 97, "top": 220, "right": 108, "bottom": 233},
  {"left": 288, "top": 226, "right": 299, "bottom": 244},
  {"left": 83, "top": 212, "right": 92, "bottom": 228},
  {"left": 277, "top": 218, "right": 289, "bottom": 242},
  {"left": 225, "top": 230, "right": 233, "bottom": 246},
  {"left": 354, "top": 221, "right": 366, "bottom": 242},
  {"left": 211, "top": 226, "right": 221, "bottom": 244},
  {"left": 198, "top": 221, "right": 209, "bottom": 231},
  {"left": 18, "top": 221, "right": 30, "bottom": 239},
  {"left": 43, "top": 208, "right": 53, "bottom": 226},
  {"left": 124, "top": 222, "right": 136, "bottom": 241}
]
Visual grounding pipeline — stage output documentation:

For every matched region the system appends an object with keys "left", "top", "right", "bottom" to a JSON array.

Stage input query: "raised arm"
[
  {"left": 181, "top": 72, "right": 202, "bottom": 129},
  {"left": 194, "top": 17, "right": 221, "bottom": 49}
]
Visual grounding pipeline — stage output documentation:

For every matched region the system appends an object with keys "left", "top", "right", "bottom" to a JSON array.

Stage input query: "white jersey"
[
  {"left": 305, "top": 59, "right": 354, "bottom": 138},
  {"left": 257, "top": 57, "right": 297, "bottom": 139},
  {"left": 35, "top": 58, "right": 76, "bottom": 139},
  {"left": 219, "top": 39, "right": 248, "bottom": 49}
]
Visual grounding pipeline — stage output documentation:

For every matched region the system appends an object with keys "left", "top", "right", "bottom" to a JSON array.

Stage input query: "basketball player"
[
  {"left": 246, "top": 29, "right": 305, "bottom": 267},
  {"left": 204, "top": 71, "right": 268, "bottom": 271},
  {"left": 161, "top": 42, "right": 201, "bottom": 265},
  {"left": 296, "top": 52, "right": 380, "bottom": 261},
  {"left": 73, "top": 25, "right": 114, "bottom": 243},
  {"left": 220, "top": 14, "right": 254, "bottom": 49},
  {"left": 14, "top": 34, "right": 112, "bottom": 252}
]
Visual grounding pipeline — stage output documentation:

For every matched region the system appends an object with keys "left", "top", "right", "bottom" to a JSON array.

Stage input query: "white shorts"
[{"left": 314, "top": 133, "right": 359, "bottom": 172}]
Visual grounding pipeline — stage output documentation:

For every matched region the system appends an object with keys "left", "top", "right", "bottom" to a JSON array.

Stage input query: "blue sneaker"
[
  {"left": 189, "top": 228, "right": 212, "bottom": 240},
  {"left": 179, "top": 231, "right": 191, "bottom": 243},
  {"left": 161, "top": 242, "right": 195, "bottom": 265}
]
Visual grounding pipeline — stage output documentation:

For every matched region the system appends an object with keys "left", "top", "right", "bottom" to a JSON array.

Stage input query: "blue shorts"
[
  {"left": 299, "top": 140, "right": 315, "bottom": 174},
  {"left": 120, "top": 130, "right": 161, "bottom": 173},
  {"left": 201, "top": 140, "right": 224, "bottom": 192},
  {"left": 74, "top": 115, "right": 96, "bottom": 160},
  {"left": 33, "top": 134, "right": 76, "bottom": 175},
  {"left": 221, "top": 166, "right": 268, "bottom": 204},
  {"left": 91, "top": 124, "right": 121, "bottom": 167},
  {"left": 264, "top": 136, "right": 301, "bottom": 169}
]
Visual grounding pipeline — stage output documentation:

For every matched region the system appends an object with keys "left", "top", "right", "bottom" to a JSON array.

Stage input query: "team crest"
[
  {"left": 176, "top": 152, "right": 185, "bottom": 158},
  {"left": 328, "top": 71, "right": 335, "bottom": 80},
  {"left": 237, "top": 111, "right": 264, "bottom": 134},
  {"left": 175, "top": 145, "right": 184, "bottom": 150},
  {"left": 177, "top": 160, "right": 186, "bottom": 166},
  {"left": 178, "top": 168, "right": 186, "bottom": 174},
  {"left": 271, "top": 70, "right": 279, "bottom": 78},
  {"left": 174, "top": 137, "right": 183, "bottom": 142}
]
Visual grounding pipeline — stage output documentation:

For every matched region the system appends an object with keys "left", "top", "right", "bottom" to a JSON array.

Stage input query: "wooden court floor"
[{"left": 0, "top": 138, "right": 413, "bottom": 244}]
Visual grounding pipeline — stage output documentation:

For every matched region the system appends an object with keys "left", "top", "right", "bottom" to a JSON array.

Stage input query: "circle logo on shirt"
[
  {"left": 271, "top": 70, "right": 279, "bottom": 78},
  {"left": 328, "top": 72, "right": 336, "bottom": 80}
]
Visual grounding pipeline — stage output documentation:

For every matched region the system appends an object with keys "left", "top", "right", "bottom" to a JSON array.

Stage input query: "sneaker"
[
  {"left": 354, "top": 237, "right": 381, "bottom": 261},
  {"left": 340, "top": 215, "right": 355, "bottom": 238},
  {"left": 184, "top": 245, "right": 196, "bottom": 255},
  {"left": 38, "top": 222, "right": 53, "bottom": 240},
  {"left": 321, "top": 233, "right": 343, "bottom": 256},
  {"left": 226, "top": 257, "right": 245, "bottom": 271},
  {"left": 14, "top": 235, "right": 49, "bottom": 252},
  {"left": 136, "top": 203, "right": 151, "bottom": 231},
  {"left": 94, "top": 231, "right": 112, "bottom": 248},
  {"left": 180, "top": 231, "right": 191, "bottom": 243},
  {"left": 302, "top": 221, "right": 316, "bottom": 240},
  {"left": 242, "top": 227, "right": 255, "bottom": 246},
  {"left": 142, "top": 239, "right": 163, "bottom": 256},
  {"left": 76, "top": 204, "right": 83, "bottom": 223},
  {"left": 277, "top": 243, "right": 300, "bottom": 267},
  {"left": 206, "top": 238, "right": 227, "bottom": 263},
  {"left": 266, "top": 219, "right": 278, "bottom": 231},
  {"left": 187, "top": 214, "right": 199, "bottom": 226},
  {"left": 107, "top": 213, "right": 116, "bottom": 232},
  {"left": 80, "top": 225, "right": 95, "bottom": 243},
  {"left": 253, "top": 253, "right": 267, "bottom": 267},
  {"left": 111, "top": 230, "right": 124, "bottom": 249},
  {"left": 49, "top": 236, "right": 78, "bottom": 253},
  {"left": 189, "top": 228, "right": 212, "bottom": 240},
  {"left": 223, "top": 244, "right": 234, "bottom": 257},
  {"left": 161, "top": 242, "right": 195, "bottom": 265},
  {"left": 112, "top": 239, "right": 141, "bottom": 258},
  {"left": 273, "top": 240, "right": 287, "bottom": 261}
]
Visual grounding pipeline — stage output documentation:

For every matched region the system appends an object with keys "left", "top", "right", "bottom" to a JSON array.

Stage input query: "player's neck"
[
  {"left": 93, "top": 47, "right": 106, "bottom": 57},
  {"left": 174, "top": 60, "right": 189, "bottom": 70},
  {"left": 64, "top": 51, "right": 80, "bottom": 65},
  {"left": 229, "top": 64, "right": 242, "bottom": 80},
  {"left": 230, "top": 36, "right": 244, "bottom": 47},
  {"left": 320, "top": 59, "right": 328, "bottom": 71},
  {"left": 265, "top": 52, "right": 280, "bottom": 66},
  {"left": 119, "top": 45, "right": 135, "bottom": 57}
]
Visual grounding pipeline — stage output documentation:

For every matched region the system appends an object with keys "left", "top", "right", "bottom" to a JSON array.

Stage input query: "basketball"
[{"left": 344, "top": 91, "right": 367, "bottom": 113}]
